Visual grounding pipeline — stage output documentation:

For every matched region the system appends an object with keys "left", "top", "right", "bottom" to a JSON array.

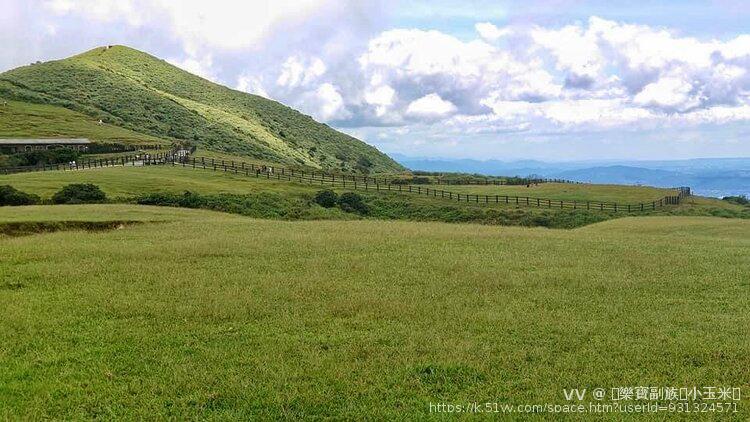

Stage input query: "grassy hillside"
[
  {"left": 0, "top": 46, "right": 403, "bottom": 173},
  {"left": 0, "top": 99, "right": 166, "bottom": 145},
  {"left": 1, "top": 205, "right": 748, "bottom": 418}
]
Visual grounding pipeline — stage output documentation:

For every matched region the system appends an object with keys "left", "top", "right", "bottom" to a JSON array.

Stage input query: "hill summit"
[{"left": 0, "top": 45, "right": 403, "bottom": 172}]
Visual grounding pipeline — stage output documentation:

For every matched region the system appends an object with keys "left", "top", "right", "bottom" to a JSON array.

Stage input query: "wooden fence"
[{"left": 0, "top": 154, "right": 691, "bottom": 212}]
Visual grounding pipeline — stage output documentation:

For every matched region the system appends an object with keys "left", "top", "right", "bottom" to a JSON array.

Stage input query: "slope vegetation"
[
  {"left": 0, "top": 46, "right": 402, "bottom": 173},
  {"left": 0, "top": 99, "right": 165, "bottom": 145}
]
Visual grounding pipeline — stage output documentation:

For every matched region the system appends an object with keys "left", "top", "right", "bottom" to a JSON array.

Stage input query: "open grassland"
[
  {"left": 0, "top": 205, "right": 748, "bottom": 419},
  {"left": 441, "top": 182, "right": 676, "bottom": 204},
  {"left": 0, "top": 165, "right": 317, "bottom": 198},
  {"left": 1, "top": 165, "right": 746, "bottom": 230},
  {"left": 0, "top": 100, "right": 166, "bottom": 145},
  {"left": 0, "top": 165, "right": 681, "bottom": 204}
]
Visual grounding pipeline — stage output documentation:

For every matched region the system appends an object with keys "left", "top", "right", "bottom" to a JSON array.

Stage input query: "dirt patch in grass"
[{"left": 0, "top": 220, "right": 142, "bottom": 237}]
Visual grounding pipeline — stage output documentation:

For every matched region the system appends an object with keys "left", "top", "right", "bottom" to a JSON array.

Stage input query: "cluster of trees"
[
  {"left": 722, "top": 195, "right": 748, "bottom": 206},
  {"left": 0, "top": 149, "right": 81, "bottom": 167},
  {"left": 0, "top": 183, "right": 106, "bottom": 206},
  {"left": 313, "top": 190, "right": 368, "bottom": 214}
]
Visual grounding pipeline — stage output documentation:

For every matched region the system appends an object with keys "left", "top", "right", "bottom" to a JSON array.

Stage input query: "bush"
[
  {"left": 0, "top": 185, "right": 40, "bottom": 206},
  {"left": 51, "top": 183, "right": 107, "bottom": 204},
  {"left": 6, "top": 149, "right": 81, "bottom": 167},
  {"left": 722, "top": 195, "right": 748, "bottom": 206},
  {"left": 135, "top": 191, "right": 315, "bottom": 220},
  {"left": 313, "top": 189, "right": 338, "bottom": 208},
  {"left": 390, "top": 177, "right": 430, "bottom": 185},
  {"left": 337, "top": 192, "right": 368, "bottom": 214}
]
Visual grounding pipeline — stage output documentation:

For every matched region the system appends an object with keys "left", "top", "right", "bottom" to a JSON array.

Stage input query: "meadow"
[
  {"left": 0, "top": 204, "right": 748, "bottom": 419},
  {"left": 0, "top": 165, "right": 684, "bottom": 204},
  {"left": 1, "top": 165, "right": 746, "bottom": 229},
  {"left": 436, "top": 182, "right": 676, "bottom": 204}
]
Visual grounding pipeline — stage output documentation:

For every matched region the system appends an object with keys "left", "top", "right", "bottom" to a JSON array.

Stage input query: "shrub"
[
  {"left": 390, "top": 177, "right": 430, "bottom": 185},
  {"left": 9, "top": 149, "right": 81, "bottom": 167},
  {"left": 0, "top": 185, "right": 40, "bottom": 206},
  {"left": 51, "top": 183, "right": 107, "bottom": 204},
  {"left": 313, "top": 189, "right": 338, "bottom": 208},
  {"left": 722, "top": 195, "right": 748, "bottom": 206},
  {"left": 337, "top": 192, "right": 368, "bottom": 214}
]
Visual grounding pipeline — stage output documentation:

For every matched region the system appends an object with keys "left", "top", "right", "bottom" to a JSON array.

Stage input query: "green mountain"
[{"left": 0, "top": 45, "right": 403, "bottom": 173}]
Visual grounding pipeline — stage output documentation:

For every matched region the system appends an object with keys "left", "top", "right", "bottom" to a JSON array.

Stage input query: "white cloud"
[
  {"left": 311, "top": 83, "right": 350, "bottom": 121},
  {"left": 633, "top": 75, "right": 698, "bottom": 111},
  {"left": 406, "top": 93, "right": 457, "bottom": 117},
  {"left": 167, "top": 55, "right": 218, "bottom": 82},
  {"left": 277, "top": 56, "right": 327, "bottom": 88},
  {"left": 44, "top": 0, "right": 326, "bottom": 51},
  {"left": 236, "top": 75, "right": 269, "bottom": 98},
  {"left": 475, "top": 22, "right": 511, "bottom": 41}
]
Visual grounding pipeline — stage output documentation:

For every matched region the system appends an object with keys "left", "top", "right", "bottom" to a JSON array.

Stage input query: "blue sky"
[{"left": 2, "top": 0, "right": 749, "bottom": 161}]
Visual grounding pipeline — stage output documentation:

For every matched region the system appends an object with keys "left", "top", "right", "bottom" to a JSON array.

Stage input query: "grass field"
[
  {"left": 0, "top": 165, "right": 317, "bottom": 198},
  {"left": 1, "top": 165, "right": 746, "bottom": 231},
  {"left": 1, "top": 204, "right": 748, "bottom": 419},
  {"left": 0, "top": 165, "right": 680, "bottom": 204},
  {"left": 440, "top": 182, "right": 676, "bottom": 204}
]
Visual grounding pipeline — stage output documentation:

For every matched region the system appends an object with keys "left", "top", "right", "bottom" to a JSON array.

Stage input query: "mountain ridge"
[{"left": 0, "top": 45, "right": 403, "bottom": 173}]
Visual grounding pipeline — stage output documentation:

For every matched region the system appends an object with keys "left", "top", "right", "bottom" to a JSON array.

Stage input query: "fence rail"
[{"left": 0, "top": 154, "right": 691, "bottom": 212}]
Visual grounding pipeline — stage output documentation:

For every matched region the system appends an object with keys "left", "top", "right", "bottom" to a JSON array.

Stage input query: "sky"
[{"left": 1, "top": 0, "right": 750, "bottom": 161}]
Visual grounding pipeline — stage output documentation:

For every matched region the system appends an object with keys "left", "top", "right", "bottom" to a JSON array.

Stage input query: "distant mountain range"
[{"left": 394, "top": 155, "right": 750, "bottom": 198}]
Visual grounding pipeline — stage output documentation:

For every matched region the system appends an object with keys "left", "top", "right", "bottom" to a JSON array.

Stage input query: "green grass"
[
  {"left": 0, "top": 45, "right": 403, "bottom": 173},
  {"left": 0, "top": 166, "right": 316, "bottom": 198},
  {"left": 442, "top": 182, "right": 676, "bottom": 204},
  {"left": 0, "top": 166, "right": 678, "bottom": 204},
  {"left": 1, "top": 165, "right": 747, "bottom": 229},
  {"left": 0, "top": 204, "right": 748, "bottom": 419},
  {"left": 0, "top": 100, "right": 166, "bottom": 145}
]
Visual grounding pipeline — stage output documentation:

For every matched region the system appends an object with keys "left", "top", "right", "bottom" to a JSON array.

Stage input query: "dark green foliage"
[
  {"left": 355, "top": 156, "right": 373, "bottom": 173},
  {"left": 361, "top": 195, "right": 610, "bottom": 228},
  {"left": 337, "top": 192, "right": 368, "bottom": 214},
  {"left": 0, "top": 185, "right": 40, "bottom": 206},
  {"left": 51, "top": 183, "right": 107, "bottom": 204},
  {"left": 390, "top": 177, "right": 430, "bottom": 185},
  {"left": 0, "top": 220, "right": 137, "bottom": 236},
  {"left": 135, "top": 191, "right": 315, "bottom": 220},
  {"left": 722, "top": 195, "right": 748, "bottom": 206},
  {"left": 313, "top": 189, "right": 338, "bottom": 208},
  {"left": 1, "top": 149, "right": 80, "bottom": 167}
]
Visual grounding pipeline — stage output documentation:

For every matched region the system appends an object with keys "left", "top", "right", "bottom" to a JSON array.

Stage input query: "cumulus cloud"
[
  {"left": 406, "top": 93, "right": 457, "bottom": 117},
  {"left": 236, "top": 75, "right": 269, "bottom": 98},
  {"left": 167, "top": 55, "right": 219, "bottom": 82},
  {"left": 475, "top": 22, "right": 512, "bottom": 42},
  {"left": 276, "top": 56, "right": 327, "bottom": 88},
  {"left": 43, "top": 0, "right": 326, "bottom": 51},
  {"left": 307, "top": 83, "right": 351, "bottom": 121}
]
